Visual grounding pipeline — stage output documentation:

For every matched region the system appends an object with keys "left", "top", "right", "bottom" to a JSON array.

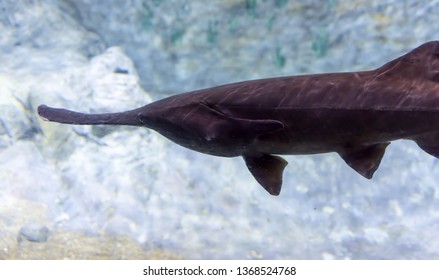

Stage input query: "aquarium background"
[{"left": 1, "top": 0, "right": 439, "bottom": 259}]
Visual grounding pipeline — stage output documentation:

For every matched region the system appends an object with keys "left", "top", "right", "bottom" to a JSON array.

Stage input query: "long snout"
[{"left": 37, "top": 105, "right": 144, "bottom": 126}]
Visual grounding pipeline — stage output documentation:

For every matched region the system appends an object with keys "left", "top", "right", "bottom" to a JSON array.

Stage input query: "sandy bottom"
[{"left": 0, "top": 231, "right": 182, "bottom": 260}]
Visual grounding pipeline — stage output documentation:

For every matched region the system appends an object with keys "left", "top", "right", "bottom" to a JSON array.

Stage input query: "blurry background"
[{"left": 1, "top": 0, "right": 439, "bottom": 259}]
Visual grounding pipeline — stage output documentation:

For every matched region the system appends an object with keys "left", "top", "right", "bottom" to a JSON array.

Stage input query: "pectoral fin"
[
  {"left": 338, "top": 142, "right": 390, "bottom": 179},
  {"left": 243, "top": 153, "right": 288, "bottom": 196}
]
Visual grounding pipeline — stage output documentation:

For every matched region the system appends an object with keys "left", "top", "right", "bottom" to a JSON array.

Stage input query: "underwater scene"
[{"left": 1, "top": 0, "right": 439, "bottom": 259}]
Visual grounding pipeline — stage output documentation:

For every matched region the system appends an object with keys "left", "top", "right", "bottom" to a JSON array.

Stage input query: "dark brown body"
[{"left": 38, "top": 41, "right": 439, "bottom": 195}]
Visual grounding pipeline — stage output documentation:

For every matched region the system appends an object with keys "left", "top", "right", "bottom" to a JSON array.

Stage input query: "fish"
[{"left": 38, "top": 41, "right": 439, "bottom": 195}]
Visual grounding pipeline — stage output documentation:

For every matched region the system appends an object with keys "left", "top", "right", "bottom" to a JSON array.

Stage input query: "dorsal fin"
[
  {"left": 338, "top": 143, "right": 390, "bottom": 179},
  {"left": 243, "top": 153, "right": 288, "bottom": 196},
  {"left": 375, "top": 41, "right": 439, "bottom": 81}
]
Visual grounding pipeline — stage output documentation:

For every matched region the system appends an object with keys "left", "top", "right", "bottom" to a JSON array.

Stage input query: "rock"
[{"left": 18, "top": 224, "right": 50, "bottom": 243}]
